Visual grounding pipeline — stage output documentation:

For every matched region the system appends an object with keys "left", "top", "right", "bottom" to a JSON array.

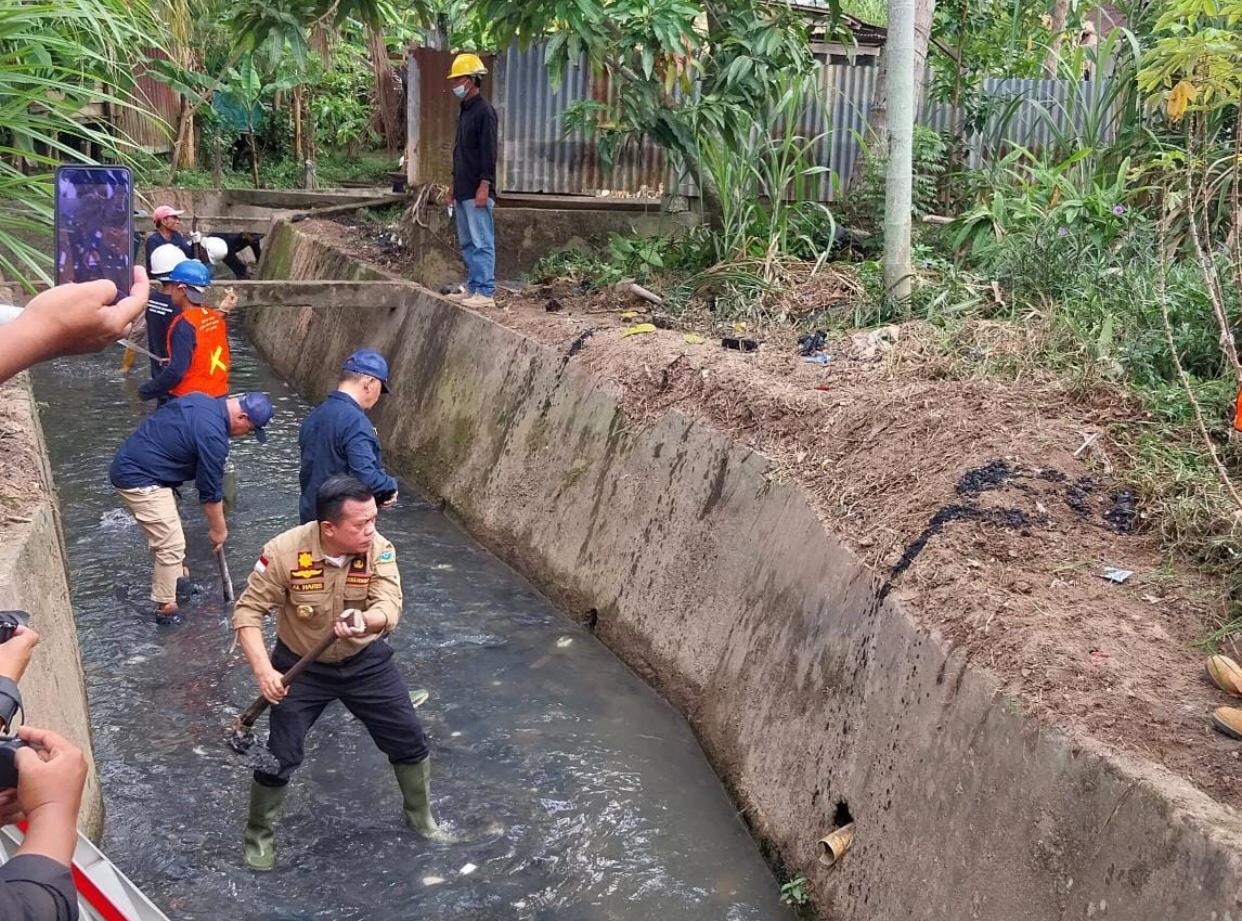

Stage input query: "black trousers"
[{"left": 254, "top": 639, "right": 429, "bottom": 787}]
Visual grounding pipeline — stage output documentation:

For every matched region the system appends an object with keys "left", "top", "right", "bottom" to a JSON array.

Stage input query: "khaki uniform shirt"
[{"left": 232, "top": 521, "right": 402, "bottom": 663}]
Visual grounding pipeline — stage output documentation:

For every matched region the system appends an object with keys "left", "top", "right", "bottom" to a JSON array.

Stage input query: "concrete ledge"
[
  {"left": 0, "top": 377, "right": 102, "bottom": 840},
  {"left": 399, "top": 203, "right": 699, "bottom": 287},
  {"left": 249, "top": 221, "right": 1242, "bottom": 920}
]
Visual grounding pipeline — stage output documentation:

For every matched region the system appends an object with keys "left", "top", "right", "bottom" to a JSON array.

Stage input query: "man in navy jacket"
[
  {"left": 110, "top": 391, "right": 273, "bottom": 625},
  {"left": 298, "top": 349, "right": 398, "bottom": 524}
]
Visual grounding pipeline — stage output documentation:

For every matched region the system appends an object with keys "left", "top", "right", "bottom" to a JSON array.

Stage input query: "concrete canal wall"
[
  {"left": 0, "top": 376, "right": 103, "bottom": 839},
  {"left": 247, "top": 220, "right": 1242, "bottom": 921}
]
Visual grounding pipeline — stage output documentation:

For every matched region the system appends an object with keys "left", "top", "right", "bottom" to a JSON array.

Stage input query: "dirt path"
[{"left": 308, "top": 218, "right": 1242, "bottom": 810}]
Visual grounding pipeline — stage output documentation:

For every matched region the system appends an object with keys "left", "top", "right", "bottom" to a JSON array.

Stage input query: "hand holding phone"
[
  {"left": 0, "top": 269, "right": 150, "bottom": 383},
  {"left": 54, "top": 166, "right": 134, "bottom": 299}
]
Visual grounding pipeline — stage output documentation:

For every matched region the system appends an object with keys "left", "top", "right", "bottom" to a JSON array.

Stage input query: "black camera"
[
  {"left": 0, "top": 737, "right": 24, "bottom": 788},
  {"left": 0, "top": 610, "right": 29, "bottom": 645}
]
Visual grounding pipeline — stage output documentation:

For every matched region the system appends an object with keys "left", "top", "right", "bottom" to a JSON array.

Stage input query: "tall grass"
[{"left": 0, "top": 0, "right": 160, "bottom": 284}]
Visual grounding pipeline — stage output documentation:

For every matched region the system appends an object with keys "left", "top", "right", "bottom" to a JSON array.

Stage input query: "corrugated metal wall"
[
  {"left": 112, "top": 47, "right": 180, "bottom": 154},
  {"left": 496, "top": 43, "right": 667, "bottom": 195},
  {"left": 483, "top": 40, "right": 1114, "bottom": 200}
]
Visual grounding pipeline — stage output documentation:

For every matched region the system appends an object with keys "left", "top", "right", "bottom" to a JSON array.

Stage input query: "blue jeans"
[{"left": 454, "top": 198, "right": 495, "bottom": 297}]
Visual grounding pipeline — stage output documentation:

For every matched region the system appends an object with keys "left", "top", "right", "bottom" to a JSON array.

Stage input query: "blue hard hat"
[
  {"left": 341, "top": 348, "right": 390, "bottom": 393},
  {"left": 238, "top": 392, "right": 274, "bottom": 442},
  {"left": 166, "top": 259, "right": 212, "bottom": 304}
]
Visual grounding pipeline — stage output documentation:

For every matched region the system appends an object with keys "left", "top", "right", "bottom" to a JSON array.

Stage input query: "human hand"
[
  {"left": 381, "top": 490, "right": 399, "bottom": 508},
  {"left": 218, "top": 287, "right": 238, "bottom": 316},
  {"left": 189, "top": 231, "right": 202, "bottom": 244},
  {"left": 0, "top": 788, "right": 23, "bottom": 827},
  {"left": 208, "top": 524, "right": 228, "bottom": 553},
  {"left": 473, "top": 184, "right": 489, "bottom": 208},
  {"left": 14, "top": 726, "right": 87, "bottom": 824},
  {"left": 11, "top": 268, "right": 149, "bottom": 363},
  {"left": 0, "top": 625, "right": 40, "bottom": 683},
  {"left": 257, "top": 667, "right": 287, "bottom": 705},
  {"left": 335, "top": 609, "right": 367, "bottom": 638}
]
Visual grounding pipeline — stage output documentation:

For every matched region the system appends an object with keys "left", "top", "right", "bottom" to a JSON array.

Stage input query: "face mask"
[{"left": 452, "top": 84, "right": 468, "bottom": 100}]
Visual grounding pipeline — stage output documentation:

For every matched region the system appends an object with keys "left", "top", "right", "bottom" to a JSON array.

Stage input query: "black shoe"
[
  {"left": 155, "top": 610, "right": 185, "bottom": 627},
  {"left": 175, "top": 577, "right": 203, "bottom": 603}
]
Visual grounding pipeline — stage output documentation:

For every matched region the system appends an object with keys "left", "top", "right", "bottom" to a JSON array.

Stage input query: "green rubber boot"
[
  {"left": 393, "top": 759, "right": 451, "bottom": 841},
  {"left": 243, "top": 781, "right": 288, "bottom": 871}
]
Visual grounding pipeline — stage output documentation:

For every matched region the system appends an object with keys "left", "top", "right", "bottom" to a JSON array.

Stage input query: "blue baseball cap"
[
  {"left": 238, "top": 392, "right": 274, "bottom": 442},
  {"left": 341, "top": 348, "right": 390, "bottom": 393}
]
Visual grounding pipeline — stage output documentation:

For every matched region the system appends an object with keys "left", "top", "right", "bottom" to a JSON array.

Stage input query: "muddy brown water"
[{"left": 31, "top": 332, "right": 793, "bottom": 920}]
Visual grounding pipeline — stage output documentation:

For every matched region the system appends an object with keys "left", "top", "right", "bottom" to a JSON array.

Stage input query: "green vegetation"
[
  {"left": 528, "top": 0, "right": 1242, "bottom": 642},
  {"left": 0, "top": 0, "right": 159, "bottom": 281},
  {"left": 779, "top": 875, "right": 811, "bottom": 906}
]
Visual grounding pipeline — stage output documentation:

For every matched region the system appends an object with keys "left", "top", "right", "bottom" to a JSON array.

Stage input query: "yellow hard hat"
[{"left": 448, "top": 53, "right": 487, "bottom": 79}]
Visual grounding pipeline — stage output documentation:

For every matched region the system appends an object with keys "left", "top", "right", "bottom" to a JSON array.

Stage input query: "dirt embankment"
[{"left": 304, "top": 217, "right": 1241, "bottom": 811}]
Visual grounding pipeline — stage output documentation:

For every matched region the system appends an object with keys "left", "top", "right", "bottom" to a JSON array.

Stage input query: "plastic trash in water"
[
  {"left": 460, "top": 863, "right": 477, "bottom": 876},
  {"left": 556, "top": 636, "right": 573, "bottom": 648},
  {"left": 422, "top": 876, "right": 445, "bottom": 887}
]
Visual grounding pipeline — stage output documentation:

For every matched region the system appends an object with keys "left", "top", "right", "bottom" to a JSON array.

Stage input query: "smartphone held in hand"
[{"left": 54, "top": 165, "right": 134, "bottom": 302}]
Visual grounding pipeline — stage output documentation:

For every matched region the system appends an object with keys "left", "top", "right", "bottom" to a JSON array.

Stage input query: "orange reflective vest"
[{"left": 167, "top": 307, "right": 230, "bottom": 398}]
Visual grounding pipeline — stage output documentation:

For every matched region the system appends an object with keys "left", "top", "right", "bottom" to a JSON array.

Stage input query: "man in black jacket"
[{"left": 447, "top": 52, "right": 498, "bottom": 309}]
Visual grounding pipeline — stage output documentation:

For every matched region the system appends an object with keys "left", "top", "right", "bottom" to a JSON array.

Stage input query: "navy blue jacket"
[
  {"left": 0, "top": 855, "right": 76, "bottom": 921},
  {"left": 298, "top": 391, "right": 398, "bottom": 523},
  {"left": 110, "top": 393, "right": 230, "bottom": 503},
  {"left": 144, "top": 230, "right": 193, "bottom": 270},
  {"left": 144, "top": 290, "right": 179, "bottom": 378},
  {"left": 138, "top": 319, "right": 196, "bottom": 401}
]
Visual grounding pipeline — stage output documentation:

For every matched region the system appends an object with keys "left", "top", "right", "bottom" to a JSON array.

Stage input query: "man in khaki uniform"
[{"left": 232, "top": 474, "right": 445, "bottom": 871}]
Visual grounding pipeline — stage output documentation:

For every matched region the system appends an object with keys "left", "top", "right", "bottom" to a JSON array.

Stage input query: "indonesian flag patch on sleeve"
[{"left": 254, "top": 554, "right": 268, "bottom": 574}]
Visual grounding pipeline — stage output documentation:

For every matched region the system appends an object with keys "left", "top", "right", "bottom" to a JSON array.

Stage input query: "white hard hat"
[
  {"left": 150, "top": 243, "right": 189, "bottom": 277},
  {"left": 203, "top": 236, "right": 229, "bottom": 266}
]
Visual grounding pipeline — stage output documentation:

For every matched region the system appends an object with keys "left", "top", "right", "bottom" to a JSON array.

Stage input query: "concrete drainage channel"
[{"left": 240, "top": 219, "right": 1242, "bottom": 920}]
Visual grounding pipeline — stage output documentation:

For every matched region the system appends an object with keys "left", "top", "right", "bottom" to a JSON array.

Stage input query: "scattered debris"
[
  {"left": 1105, "top": 490, "right": 1138, "bottom": 533},
  {"left": 567, "top": 328, "right": 595, "bottom": 357},
  {"left": 621, "top": 323, "right": 657, "bottom": 338},
  {"left": 722, "top": 337, "right": 759, "bottom": 352},
  {"left": 1101, "top": 567, "right": 1134, "bottom": 584},
  {"left": 1064, "top": 476, "right": 1098, "bottom": 517},
  {"left": 613, "top": 278, "right": 665, "bottom": 308},
  {"left": 956, "top": 460, "right": 1015, "bottom": 495},
  {"left": 798, "top": 330, "right": 828, "bottom": 357},
  {"left": 1073, "top": 431, "right": 1101, "bottom": 458},
  {"left": 545, "top": 298, "right": 564, "bottom": 313},
  {"left": 803, "top": 353, "right": 833, "bottom": 366},
  {"left": 460, "top": 863, "right": 478, "bottom": 876},
  {"left": 880, "top": 504, "right": 1031, "bottom": 602},
  {"left": 847, "top": 325, "right": 900, "bottom": 361},
  {"left": 683, "top": 334, "right": 706, "bottom": 345},
  {"left": 556, "top": 636, "right": 573, "bottom": 648}
]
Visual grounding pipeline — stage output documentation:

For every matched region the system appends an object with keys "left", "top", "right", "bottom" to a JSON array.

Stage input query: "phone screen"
[{"left": 54, "top": 166, "right": 133, "bottom": 300}]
